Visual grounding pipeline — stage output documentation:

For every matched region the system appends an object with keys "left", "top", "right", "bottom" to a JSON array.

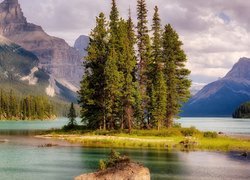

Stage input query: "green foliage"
[
  {"left": 180, "top": 126, "right": 200, "bottom": 137},
  {"left": 63, "top": 103, "right": 78, "bottom": 130},
  {"left": 136, "top": 0, "right": 152, "bottom": 124},
  {"left": 203, "top": 131, "right": 218, "bottom": 138},
  {"left": 99, "top": 159, "right": 107, "bottom": 170},
  {"left": 163, "top": 24, "right": 191, "bottom": 127},
  {"left": 0, "top": 88, "right": 55, "bottom": 120},
  {"left": 98, "top": 150, "right": 130, "bottom": 170},
  {"left": 232, "top": 102, "right": 250, "bottom": 118},
  {"left": 78, "top": 12, "right": 109, "bottom": 130},
  {"left": 78, "top": 0, "right": 191, "bottom": 131}
]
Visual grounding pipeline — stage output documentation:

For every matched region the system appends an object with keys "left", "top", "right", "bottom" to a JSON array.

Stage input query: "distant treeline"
[
  {"left": 0, "top": 89, "right": 55, "bottom": 120},
  {"left": 232, "top": 102, "right": 250, "bottom": 118}
]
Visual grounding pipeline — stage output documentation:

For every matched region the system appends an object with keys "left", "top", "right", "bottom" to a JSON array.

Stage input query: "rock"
[
  {"left": 74, "top": 35, "right": 89, "bottom": 58},
  {"left": 0, "top": 139, "right": 8, "bottom": 143},
  {"left": 241, "top": 152, "right": 248, "bottom": 157},
  {"left": 38, "top": 143, "right": 58, "bottom": 148},
  {"left": 75, "top": 162, "right": 150, "bottom": 180},
  {"left": 0, "top": 0, "right": 84, "bottom": 92}
]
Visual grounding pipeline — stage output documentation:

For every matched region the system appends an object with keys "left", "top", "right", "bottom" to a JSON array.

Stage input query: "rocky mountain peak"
[
  {"left": 0, "top": 0, "right": 26, "bottom": 24},
  {"left": 74, "top": 35, "right": 89, "bottom": 57},
  {"left": 224, "top": 57, "right": 250, "bottom": 81}
]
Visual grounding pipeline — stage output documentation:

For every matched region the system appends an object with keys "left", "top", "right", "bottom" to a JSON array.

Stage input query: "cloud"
[{"left": 12, "top": 0, "right": 250, "bottom": 89}]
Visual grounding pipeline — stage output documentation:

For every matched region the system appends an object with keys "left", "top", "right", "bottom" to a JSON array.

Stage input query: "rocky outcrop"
[
  {"left": 75, "top": 162, "right": 150, "bottom": 180},
  {"left": 0, "top": 0, "right": 83, "bottom": 92},
  {"left": 74, "top": 35, "right": 89, "bottom": 58},
  {"left": 181, "top": 57, "right": 250, "bottom": 117}
]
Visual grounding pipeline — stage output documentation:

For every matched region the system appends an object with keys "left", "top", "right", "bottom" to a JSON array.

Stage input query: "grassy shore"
[{"left": 39, "top": 127, "right": 250, "bottom": 152}]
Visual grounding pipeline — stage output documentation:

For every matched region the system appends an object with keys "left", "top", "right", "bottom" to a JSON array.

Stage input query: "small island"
[
  {"left": 233, "top": 102, "right": 250, "bottom": 118},
  {"left": 75, "top": 150, "right": 150, "bottom": 180}
]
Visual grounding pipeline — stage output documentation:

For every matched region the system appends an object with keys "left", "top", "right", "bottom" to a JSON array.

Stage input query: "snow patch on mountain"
[{"left": 20, "top": 67, "right": 38, "bottom": 85}]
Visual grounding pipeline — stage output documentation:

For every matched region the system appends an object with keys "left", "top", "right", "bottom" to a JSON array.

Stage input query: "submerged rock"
[
  {"left": 75, "top": 162, "right": 150, "bottom": 180},
  {"left": 241, "top": 152, "right": 248, "bottom": 157}
]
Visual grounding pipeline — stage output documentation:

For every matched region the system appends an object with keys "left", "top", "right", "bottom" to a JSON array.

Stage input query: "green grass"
[{"left": 44, "top": 128, "right": 250, "bottom": 151}]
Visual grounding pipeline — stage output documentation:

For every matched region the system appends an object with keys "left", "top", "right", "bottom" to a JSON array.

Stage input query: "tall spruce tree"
[
  {"left": 109, "top": 0, "right": 119, "bottom": 37},
  {"left": 162, "top": 24, "right": 191, "bottom": 127},
  {"left": 117, "top": 15, "right": 138, "bottom": 131},
  {"left": 78, "top": 13, "right": 108, "bottom": 130},
  {"left": 104, "top": 47, "right": 123, "bottom": 130},
  {"left": 150, "top": 6, "right": 167, "bottom": 129},
  {"left": 136, "top": 0, "right": 152, "bottom": 125},
  {"left": 151, "top": 68, "right": 167, "bottom": 130}
]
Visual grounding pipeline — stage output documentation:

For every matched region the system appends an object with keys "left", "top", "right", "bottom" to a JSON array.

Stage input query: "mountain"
[
  {"left": 0, "top": 34, "right": 77, "bottom": 102},
  {"left": 0, "top": 0, "right": 84, "bottom": 94},
  {"left": 0, "top": 34, "right": 49, "bottom": 93},
  {"left": 181, "top": 57, "right": 250, "bottom": 117},
  {"left": 74, "top": 35, "right": 89, "bottom": 58}
]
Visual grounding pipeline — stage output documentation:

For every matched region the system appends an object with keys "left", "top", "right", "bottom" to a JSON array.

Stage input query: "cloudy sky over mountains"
[{"left": 17, "top": 0, "right": 250, "bottom": 86}]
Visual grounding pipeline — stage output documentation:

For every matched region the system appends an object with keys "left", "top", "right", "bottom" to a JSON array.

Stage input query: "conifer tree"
[
  {"left": 104, "top": 48, "right": 123, "bottom": 129},
  {"left": 151, "top": 69, "right": 167, "bottom": 130},
  {"left": 78, "top": 13, "right": 109, "bottom": 130},
  {"left": 149, "top": 6, "right": 164, "bottom": 127},
  {"left": 162, "top": 24, "right": 191, "bottom": 127},
  {"left": 118, "top": 14, "right": 138, "bottom": 131},
  {"left": 67, "top": 102, "right": 77, "bottom": 128},
  {"left": 109, "top": 0, "right": 119, "bottom": 37},
  {"left": 136, "top": 0, "right": 152, "bottom": 125}
]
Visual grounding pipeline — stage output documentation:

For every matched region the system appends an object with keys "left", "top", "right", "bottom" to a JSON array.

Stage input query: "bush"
[
  {"left": 181, "top": 126, "right": 200, "bottom": 137},
  {"left": 203, "top": 131, "right": 218, "bottom": 138},
  {"left": 99, "top": 159, "right": 107, "bottom": 170},
  {"left": 173, "top": 123, "right": 182, "bottom": 128},
  {"left": 98, "top": 150, "right": 130, "bottom": 170}
]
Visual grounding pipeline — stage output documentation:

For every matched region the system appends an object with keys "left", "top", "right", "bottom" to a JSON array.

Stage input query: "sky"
[{"left": 15, "top": 0, "right": 250, "bottom": 88}]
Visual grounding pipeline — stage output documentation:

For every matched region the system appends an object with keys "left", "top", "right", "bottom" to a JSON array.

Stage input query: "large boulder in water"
[{"left": 75, "top": 162, "right": 150, "bottom": 180}]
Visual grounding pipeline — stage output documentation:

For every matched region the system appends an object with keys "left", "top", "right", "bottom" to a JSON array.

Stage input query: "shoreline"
[{"left": 36, "top": 132, "right": 250, "bottom": 152}]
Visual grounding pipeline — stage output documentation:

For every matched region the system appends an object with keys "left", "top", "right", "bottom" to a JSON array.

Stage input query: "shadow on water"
[{"left": 0, "top": 129, "right": 46, "bottom": 136}]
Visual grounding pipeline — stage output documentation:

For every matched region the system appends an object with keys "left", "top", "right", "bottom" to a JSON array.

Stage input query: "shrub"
[
  {"left": 173, "top": 123, "right": 182, "bottom": 128},
  {"left": 203, "top": 131, "right": 218, "bottom": 138},
  {"left": 99, "top": 159, "right": 107, "bottom": 170},
  {"left": 98, "top": 150, "right": 130, "bottom": 171},
  {"left": 181, "top": 126, "right": 200, "bottom": 137}
]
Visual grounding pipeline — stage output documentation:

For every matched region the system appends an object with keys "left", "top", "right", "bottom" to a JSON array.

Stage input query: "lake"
[
  {"left": 0, "top": 117, "right": 250, "bottom": 180},
  {"left": 179, "top": 117, "right": 250, "bottom": 135}
]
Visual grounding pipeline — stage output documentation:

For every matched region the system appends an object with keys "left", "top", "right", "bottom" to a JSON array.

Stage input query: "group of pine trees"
[
  {"left": 232, "top": 102, "right": 250, "bottom": 118},
  {"left": 78, "top": 0, "right": 191, "bottom": 131},
  {"left": 0, "top": 89, "right": 55, "bottom": 120}
]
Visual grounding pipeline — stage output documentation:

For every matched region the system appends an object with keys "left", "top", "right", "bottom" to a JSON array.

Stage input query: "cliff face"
[
  {"left": 0, "top": 0, "right": 83, "bottom": 92},
  {"left": 74, "top": 35, "right": 89, "bottom": 58}
]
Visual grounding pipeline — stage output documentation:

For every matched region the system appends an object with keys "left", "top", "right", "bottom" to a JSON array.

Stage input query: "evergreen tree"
[
  {"left": 136, "top": 0, "right": 152, "bottom": 125},
  {"left": 151, "top": 69, "right": 167, "bottom": 130},
  {"left": 109, "top": 0, "right": 119, "bottom": 38},
  {"left": 162, "top": 24, "right": 191, "bottom": 127},
  {"left": 78, "top": 13, "right": 109, "bottom": 130},
  {"left": 67, "top": 102, "right": 77, "bottom": 128},
  {"left": 104, "top": 48, "right": 123, "bottom": 129},
  {"left": 149, "top": 6, "right": 164, "bottom": 127},
  {"left": 118, "top": 15, "right": 138, "bottom": 132}
]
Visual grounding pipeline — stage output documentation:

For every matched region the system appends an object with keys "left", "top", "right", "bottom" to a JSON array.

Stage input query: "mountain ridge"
[{"left": 181, "top": 57, "right": 250, "bottom": 117}]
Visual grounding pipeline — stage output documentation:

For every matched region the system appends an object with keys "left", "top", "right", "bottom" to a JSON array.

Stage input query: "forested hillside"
[{"left": 0, "top": 89, "right": 55, "bottom": 120}]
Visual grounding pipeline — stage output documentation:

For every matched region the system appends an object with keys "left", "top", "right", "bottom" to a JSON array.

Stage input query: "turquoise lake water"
[{"left": 0, "top": 118, "right": 250, "bottom": 180}]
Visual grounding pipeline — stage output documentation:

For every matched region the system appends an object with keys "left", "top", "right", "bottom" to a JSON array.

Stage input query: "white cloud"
[{"left": 8, "top": 0, "right": 250, "bottom": 87}]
